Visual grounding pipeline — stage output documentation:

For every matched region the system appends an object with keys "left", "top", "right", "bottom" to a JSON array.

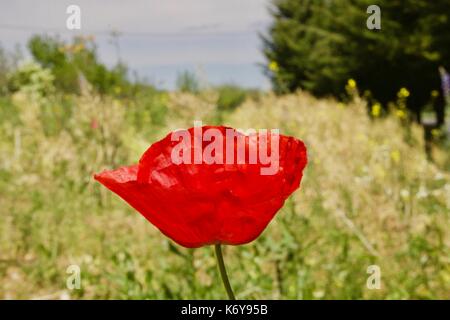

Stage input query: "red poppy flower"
[{"left": 94, "top": 126, "right": 307, "bottom": 248}]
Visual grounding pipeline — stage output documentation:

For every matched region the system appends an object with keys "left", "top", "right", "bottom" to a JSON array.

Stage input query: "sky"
[{"left": 0, "top": 0, "right": 273, "bottom": 89}]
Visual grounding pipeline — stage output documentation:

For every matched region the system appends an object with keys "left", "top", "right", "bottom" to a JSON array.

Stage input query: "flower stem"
[{"left": 214, "top": 244, "right": 235, "bottom": 300}]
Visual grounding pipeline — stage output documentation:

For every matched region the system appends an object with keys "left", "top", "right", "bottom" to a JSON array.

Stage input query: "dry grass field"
[{"left": 0, "top": 89, "right": 449, "bottom": 299}]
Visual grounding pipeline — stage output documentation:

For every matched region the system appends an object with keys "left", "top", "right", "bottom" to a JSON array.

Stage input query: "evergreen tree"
[{"left": 263, "top": 0, "right": 450, "bottom": 124}]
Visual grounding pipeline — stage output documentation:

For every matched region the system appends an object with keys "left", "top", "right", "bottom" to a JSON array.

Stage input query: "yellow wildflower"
[
  {"left": 395, "top": 109, "right": 407, "bottom": 119},
  {"left": 371, "top": 103, "right": 382, "bottom": 117},
  {"left": 398, "top": 87, "right": 410, "bottom": 98},
  {"left": 347, "top": 79, "right": 357, "bottom": 89},
  {"left": 431, "top": 129, "right": 441, "bottom": 138},
  {"left": 390, "top": 150, "right": 401, "bottom": 164},
  {"left": 269, "top": 61, "right": 279, "bottom": 73},
  {"left": 431, "top": 90, "right": 439, "bottom": 98},
  {"left": 74, "top": 43, "right": 85, "bottom": 53}
]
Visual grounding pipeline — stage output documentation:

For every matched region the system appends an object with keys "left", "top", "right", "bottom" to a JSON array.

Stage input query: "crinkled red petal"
[{"left": 94, "top": 126, "right": 307, "bottom": 248}]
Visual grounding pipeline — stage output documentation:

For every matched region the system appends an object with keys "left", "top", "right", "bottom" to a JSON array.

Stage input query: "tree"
[{"left": 263, "top": 0, "right": 450, "bottom": 125}]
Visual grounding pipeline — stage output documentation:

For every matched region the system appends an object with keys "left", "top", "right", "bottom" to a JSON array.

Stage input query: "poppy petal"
[{"left": 94, "top": 126, "right": 307, "bottom": 248}]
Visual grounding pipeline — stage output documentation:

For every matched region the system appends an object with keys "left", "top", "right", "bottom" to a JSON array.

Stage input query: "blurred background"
[{"left": 0, "top": 0, "right": 449, "bottom": 299}]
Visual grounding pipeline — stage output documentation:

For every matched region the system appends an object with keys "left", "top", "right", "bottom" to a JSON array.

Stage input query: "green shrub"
[
  {"left": 7, "top": 61, "right": 55, "bottom": 97},
  {"left": 216, "top": 84, "right": 248, "bottom": 112},
  {"left": 27, "top": 35, "right": 143, "bottom": 96}
]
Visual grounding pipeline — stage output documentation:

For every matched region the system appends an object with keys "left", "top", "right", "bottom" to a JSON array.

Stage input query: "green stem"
[{"left": 214, "top": 244, "right": 236, "bottom": 300}]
